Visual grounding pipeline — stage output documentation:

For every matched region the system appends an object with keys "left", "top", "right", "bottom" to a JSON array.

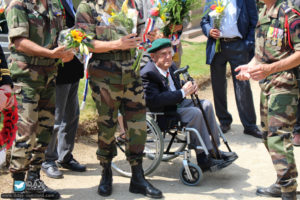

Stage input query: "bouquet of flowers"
[
  {"left": 58, "top": 28, "right": 94, "bottom": 63},
  {"left": 140, "top": 0, "right": 167, "bottom": 50},
  {"left": 0, "top": 93, "right": 18, "bottom": 166},
  {"left": 162, "top": 0, "right": 199, "bottom": 37},
  {"left": 208, "top": 0, "right": 228, "bottom": 53},
  {"left": 107, "top": 0, "right": 139, "bottom": 35},
  {"left": 105, "top": 0, "right": 145, "bottom": 72}
]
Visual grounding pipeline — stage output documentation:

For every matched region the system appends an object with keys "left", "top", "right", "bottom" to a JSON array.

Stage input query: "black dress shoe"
[
  {"left": 98, "top": 162, "right": 113, "bottom": 197},
  {"left": 219, "top": 151, "right": 238, "bottom": 162},
  {"left": 41, "top": 164, "right": 63, "bottom": 179},
  {"left": 57, "top": 158, "right": 86, "bottom": 172},
  {"left": 244, "top": 128, "right": 262, "bottom": 138},
  {"left": 256, "top": 184, "right": 281, "bottom": 197},
  {"left": 197, "top": 154, "right": 232, "bottom": 172},
  {"left": 220, "top": 124, "right": 231, "bottom": 133},
  {"left": 129, "top": 163, "right": 163, "bottom": 199}
]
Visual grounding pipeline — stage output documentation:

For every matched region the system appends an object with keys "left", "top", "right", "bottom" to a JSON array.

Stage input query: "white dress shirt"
[
  {"left": 154, "top": 64, "right": 185, "bottom": 98},
  {"left": 220, "top": 0, "right": 242, "bottom": 39}
]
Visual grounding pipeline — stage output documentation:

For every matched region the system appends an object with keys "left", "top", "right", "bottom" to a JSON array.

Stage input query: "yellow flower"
[
  {"left": 216, "top": 6, "right": 224, "bottom": 13},
  {"left": 121, "top": 0, "right": 128, "bottom": 14},
  {"left": 71, "top": 30, "right": 83, "bottom": 43},
  {"left": 111, "top": 12, "right": 116, "bottom": 16},
  {"left": 161, "top": 14, "right": 166, "bottom": 23},
  {"left": 108, "top": 18, "right": 114, "bottom": 23}
]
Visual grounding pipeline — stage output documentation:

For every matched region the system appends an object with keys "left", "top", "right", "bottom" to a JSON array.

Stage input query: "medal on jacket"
[
  {"left": 271, "top": 27, "right": 278, "bottom": 46},
  {"left": 266, "top": 26, "right": 274, "bottom": 47},
  {"left": 277, "top": 28, "right": 283, "bottom": 48}
]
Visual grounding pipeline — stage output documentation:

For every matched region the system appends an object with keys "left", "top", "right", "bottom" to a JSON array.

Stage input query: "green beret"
[{"left": 147, "top": 38, "right": 171, "bottom": 53}]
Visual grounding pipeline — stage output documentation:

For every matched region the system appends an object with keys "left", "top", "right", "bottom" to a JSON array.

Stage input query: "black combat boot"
[
  {"left": 282, "top": 191, "right": 297, "bottom": 200},
  {"left": 12, "top": 172, "right": 30, "bottom": 200},
  {"left": 129, "top": 163, "right": 163, "bottom": 198},
  {"left": 26, "top": 169, "right": 60, "bottom": 199},
  {"left": 97, "top": 162, "right": 112, "bottom": 196}
]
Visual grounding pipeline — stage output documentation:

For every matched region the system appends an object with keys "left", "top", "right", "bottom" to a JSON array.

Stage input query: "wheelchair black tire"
[{"left": 179, "top": 163, "right": 203, "bottom": 186}]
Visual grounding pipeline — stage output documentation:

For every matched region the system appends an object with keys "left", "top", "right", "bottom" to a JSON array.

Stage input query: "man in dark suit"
[
  {"left": 201, "top": 0, "right": 262, "bottom": 138},
  {"left": 41, "top": 0, "right": 86, "bottom": 179},
  {"left": 140, "top": 38, "right": 237, "bottom": 171}
]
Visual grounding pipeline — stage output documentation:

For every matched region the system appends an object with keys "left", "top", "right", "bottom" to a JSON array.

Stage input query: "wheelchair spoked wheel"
[
  {"left": 112, "top": 115, "right": 163, "bottom": 177},
  {"left": 179, "top": 163, "right": 203, "bottom": 186}
]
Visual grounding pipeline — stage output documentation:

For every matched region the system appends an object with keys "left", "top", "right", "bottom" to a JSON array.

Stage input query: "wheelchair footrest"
[{"left": 209, "top": 159, "right": 234, "bottom": 172}]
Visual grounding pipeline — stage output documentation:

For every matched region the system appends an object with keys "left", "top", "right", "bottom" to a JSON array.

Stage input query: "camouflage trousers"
[
  {"left": 88, "top": 58, "right": 147, "bottom": 166},
  {"left": 9, "top": 61, "right": 56, "bottom": 173},
  {"left": 259, "top": 71, "right": 298, "bottom": 193}
]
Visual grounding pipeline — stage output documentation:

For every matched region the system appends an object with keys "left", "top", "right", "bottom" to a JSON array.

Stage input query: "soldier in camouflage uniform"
[
  {"left": 5, "top": 0, "right": 73, "bottom": 198},
  {"left": 236, "top": 0, "right": 300, "bottom": 199},
  {"left": 75, "top": 0, "right": 162, "bottom": 198}
]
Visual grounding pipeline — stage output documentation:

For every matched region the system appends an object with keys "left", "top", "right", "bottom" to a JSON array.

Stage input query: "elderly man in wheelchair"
[{"left": 140, "top": 38, "right": 238, "bottom": 174}]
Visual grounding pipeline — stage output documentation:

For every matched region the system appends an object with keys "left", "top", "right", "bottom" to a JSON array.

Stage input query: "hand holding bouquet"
[
  {"left": 208, "top": 0, "right": 228, "bottom": 53},
  {"left": 58, "top": 28, "right": 94, "bottom": 63}
]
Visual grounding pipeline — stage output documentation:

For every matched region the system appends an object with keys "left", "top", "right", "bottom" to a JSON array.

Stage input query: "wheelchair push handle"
[{"left": 174, "top": 65, "right": 189, "bottom": 76}]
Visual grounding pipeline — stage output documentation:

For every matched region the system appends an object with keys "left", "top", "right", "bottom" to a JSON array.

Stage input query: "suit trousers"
[
  {"left": 177, "top": 99, "right": 220, "bottom": 153},
  {"left": 44, "top": 81, "right": 80, "bottom": 166},
  {"left": 210, "top": 39, "right": 257, "bottom": 131}
]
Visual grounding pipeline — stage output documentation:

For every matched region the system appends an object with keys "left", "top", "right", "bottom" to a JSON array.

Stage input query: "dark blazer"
[
  {"left": 56, "top": 0, "right": 84, "bottom": 84},
  {"left": 140, "top": 61, "right": 183, "bottom": 130},
  {"left": 200, "top": 0, "right": 258, "bottom": 64}
]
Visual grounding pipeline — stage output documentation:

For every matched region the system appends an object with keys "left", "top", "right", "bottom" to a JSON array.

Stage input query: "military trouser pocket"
[{"left": 14, "top": 84, "right": 39, "bottom": 137}]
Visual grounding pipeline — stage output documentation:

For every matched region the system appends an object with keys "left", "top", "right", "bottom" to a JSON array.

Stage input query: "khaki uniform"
[
  {"left": 76, "top": 0, "right": 146, "bottom": 166},
  {"left": 6, "top": 0, "right": 64, "bottom": 172},
  {"left": 256, "top": 0, "right": 300, "bottom": 193}
]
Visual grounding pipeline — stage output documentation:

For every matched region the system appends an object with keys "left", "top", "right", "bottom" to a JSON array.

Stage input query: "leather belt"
[{"left": 220, "top": 37, "right": 241, "bottom": 42}]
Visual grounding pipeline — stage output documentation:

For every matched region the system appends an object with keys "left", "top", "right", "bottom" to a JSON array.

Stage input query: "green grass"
[
  {"left": 181, "top": 41, "right": 210, "bottom": 77},
  {"left": 78, "top": 41, "right": 209, "bottom": 118}
]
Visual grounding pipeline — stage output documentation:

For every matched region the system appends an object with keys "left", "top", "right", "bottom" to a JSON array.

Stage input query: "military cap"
[{"left": 147, "top": 38, "right": 171, "bottom": 53}]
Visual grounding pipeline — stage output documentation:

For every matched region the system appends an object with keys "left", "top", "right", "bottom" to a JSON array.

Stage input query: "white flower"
[{"left": 209, "top": 10, "right": 220, "bottom": 18}]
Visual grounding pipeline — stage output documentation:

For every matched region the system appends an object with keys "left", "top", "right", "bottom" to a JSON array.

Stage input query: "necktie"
[{"left": 166, "top": 72, "right": 169, "bottom": 85}]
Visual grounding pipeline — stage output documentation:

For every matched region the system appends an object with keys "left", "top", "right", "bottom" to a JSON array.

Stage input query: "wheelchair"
[{"left": 111, "top": 65, "right": 234, "bottom": 186}]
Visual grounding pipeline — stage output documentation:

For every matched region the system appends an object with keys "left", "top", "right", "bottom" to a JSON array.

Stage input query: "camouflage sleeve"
[
  {"left": 5, "top": 0, "right": 29, "bottom": 41},
  {"left": 289, "top": 16, "right": 300, "bottom": 51},
  {"left": 75, "top": 1, "right": 96, "bottom": 36}
]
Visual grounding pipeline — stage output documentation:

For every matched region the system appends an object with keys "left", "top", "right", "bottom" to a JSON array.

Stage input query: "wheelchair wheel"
[
  {"left": 161, "top": 132, "right": 187, "bottom": 161},
  {"left": 112, "top": 115, "right": 163, "bottom": 177},
  {"left": 179, "top": 163, "right": 203, "bottom": 186}
]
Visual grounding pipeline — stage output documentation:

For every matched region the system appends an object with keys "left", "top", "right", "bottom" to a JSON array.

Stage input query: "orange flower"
[
  {"left": 0, "top": 8, "right": 5, "bottom": 14},
  {"left": 210, "top": 4, "right": 216, "bottom": 10}
]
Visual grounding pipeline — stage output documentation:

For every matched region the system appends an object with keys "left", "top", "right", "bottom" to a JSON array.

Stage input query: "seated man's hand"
[
  {"left": 182, "top": 81, "right": 197, "bottom": 96},
  {"left": 209, "top": 29, "right": 220, "bottom": 39}
]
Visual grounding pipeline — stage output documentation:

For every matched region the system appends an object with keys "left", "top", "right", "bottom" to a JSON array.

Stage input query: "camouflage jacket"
[
  {"left": 75, "top": 0, "right": 144, "bottom": 45},
  {"left": 255, "top": 0, "right": 300, "bottom": 65},
  {"left": 5, "top": 0, "right": 65, "bottom": 64}
]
